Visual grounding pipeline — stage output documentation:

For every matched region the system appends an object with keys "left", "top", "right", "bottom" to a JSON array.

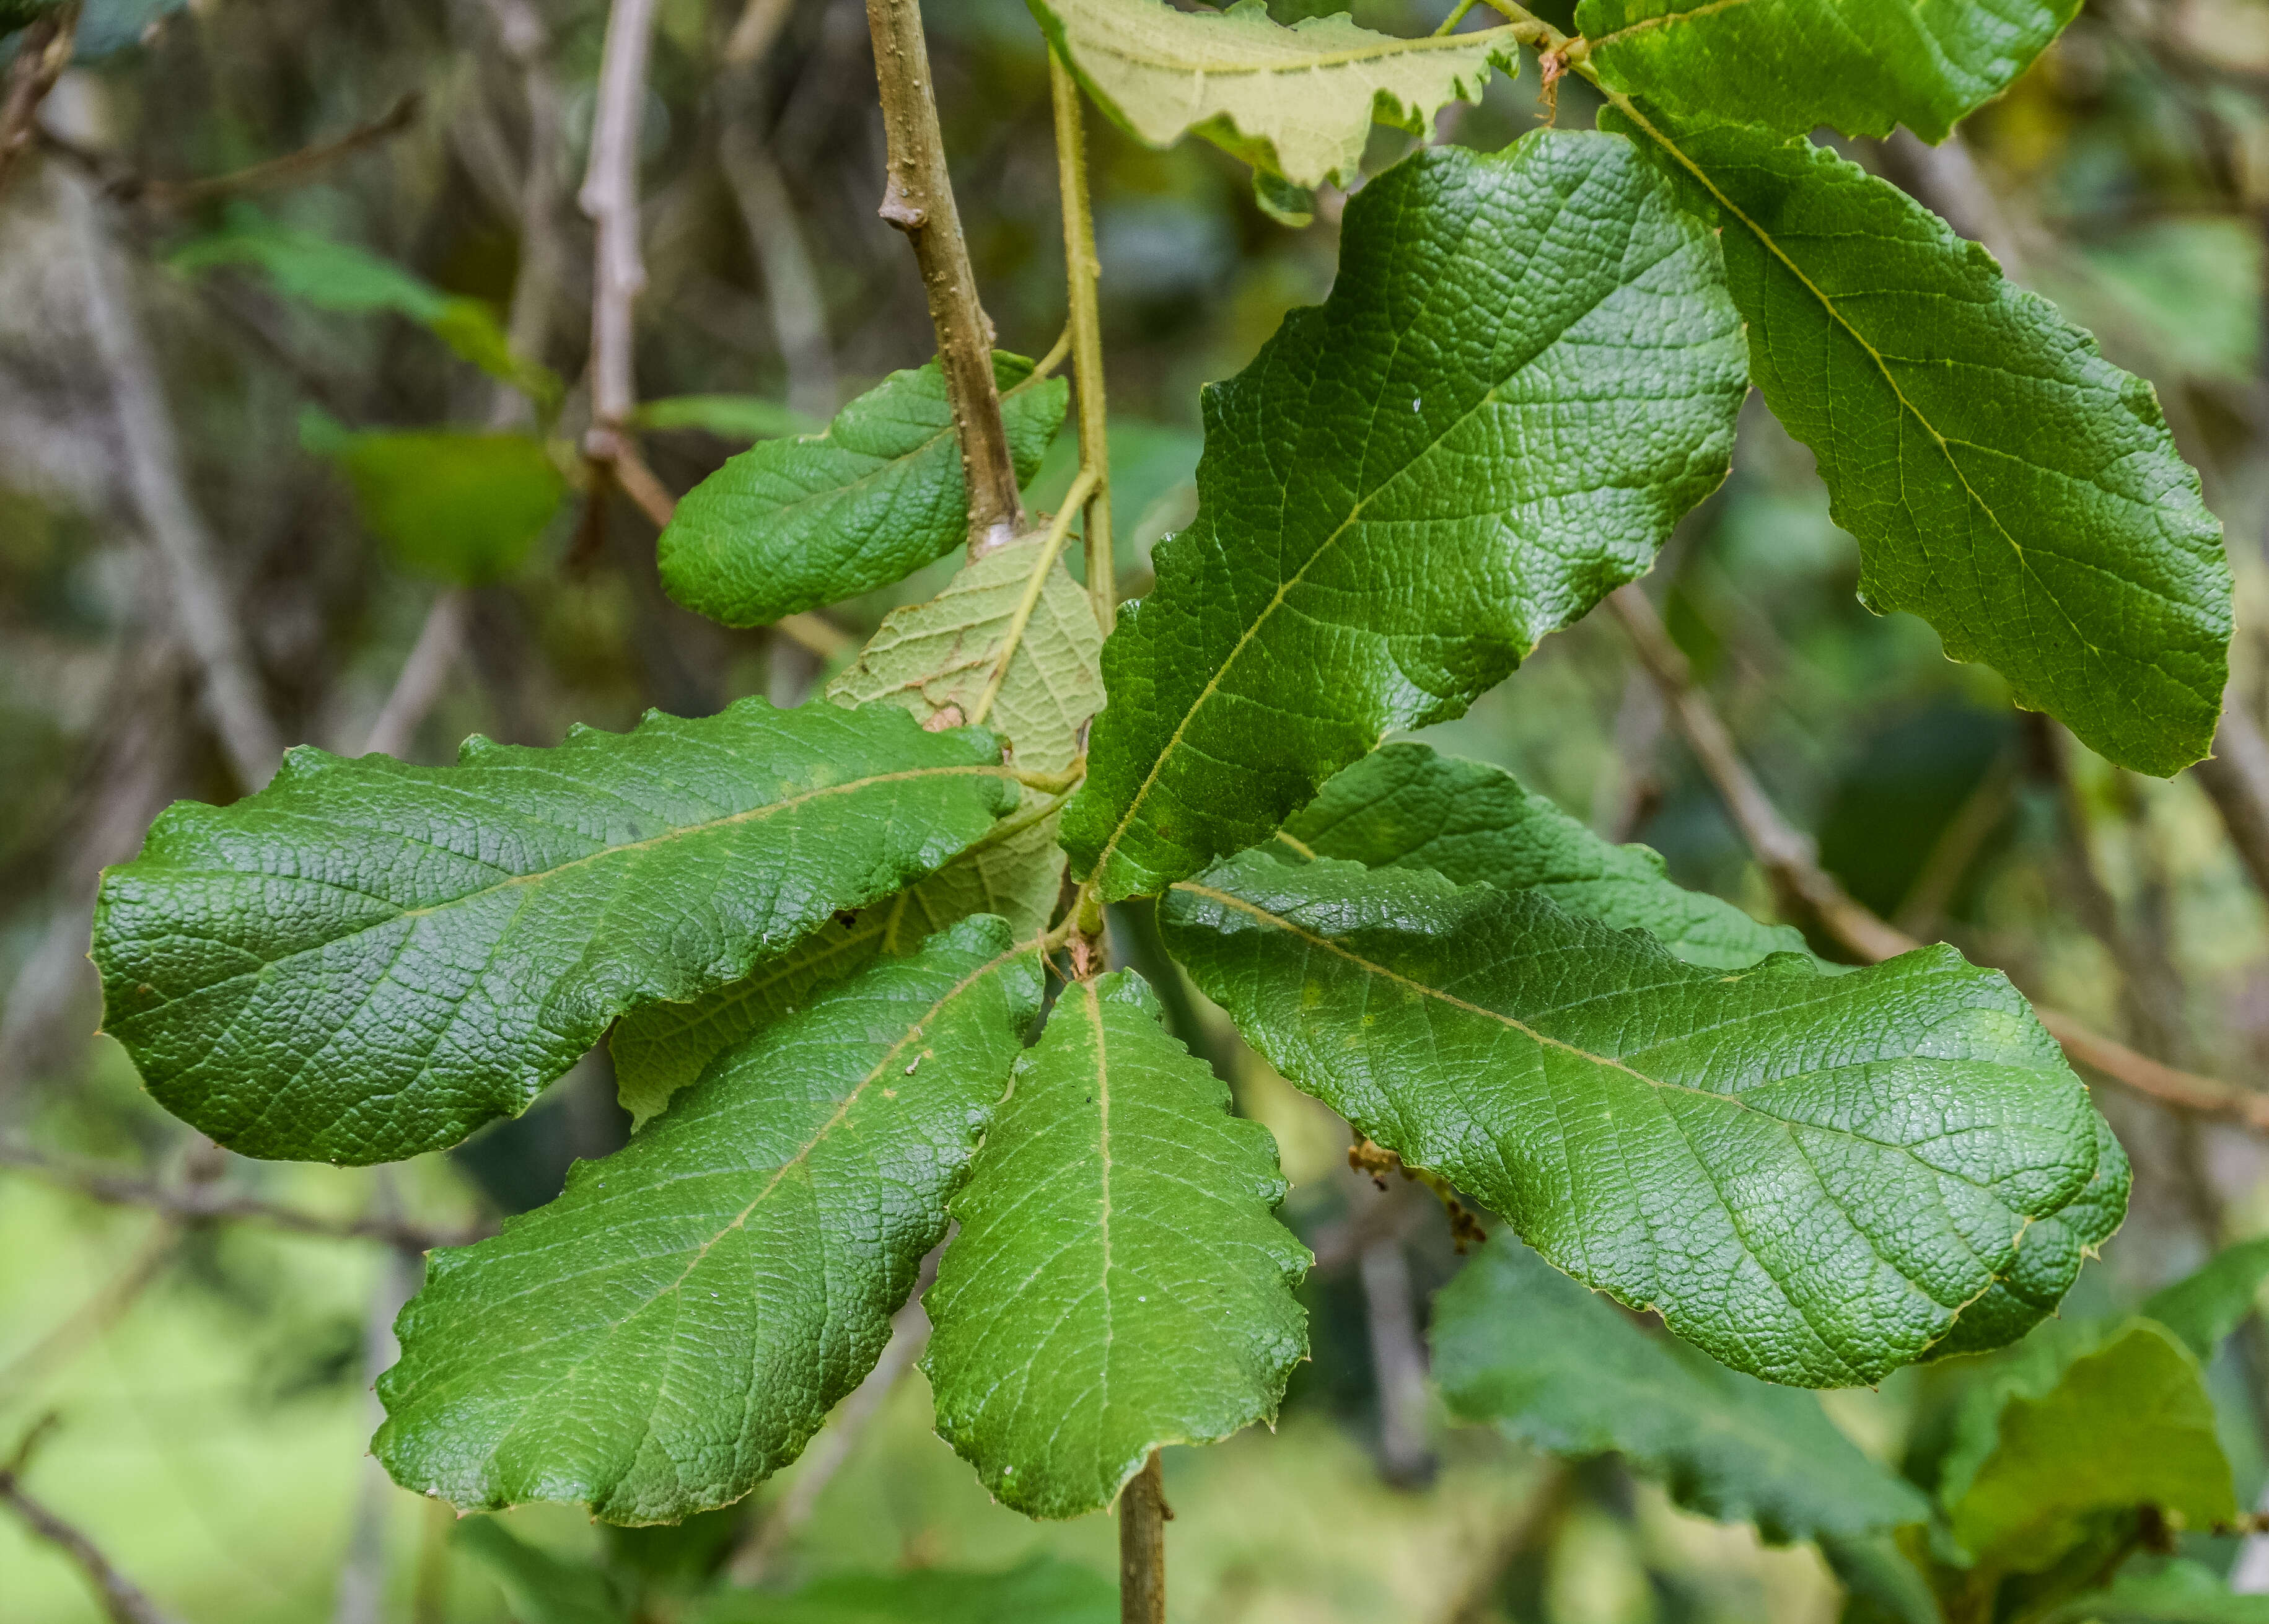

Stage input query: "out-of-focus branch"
[
  {"left": 479, "top": 0, "right": 571, "bottom": 415},
  {"left": 48, "top": 91, "right": 421, "bottom": 209},
  {"left": 1872, "top": 128, "right": 2026, "bottom": 278},
  {"left": 0, "top": 1459, "right": 184, "bottom": 1624},
  {"left": 2195, "top": 697, "right": 2269, "bottom": 912},
  {"left": 581, "top": 0, "right": 662, "bottom": 442},
  {"left": 720, "top": 82, "right": 837, "bottom": 424},
  {"left": 361, "top": 589, "right": 470, "bottom": 760},
  {"left": 726, "top": 0, "right": 797, "bottom": 66},
  {"left": 1359, "top": 1234, "right": 1436, "bottom": 1487},
  {"left": 0, "top": 1139, "right": 487, "bottom": 1250},
  {"left": 1607, "top": 585, "right": 2269, "bottom": 1134},
  {"left": 63, "top": 174, "right": 284, "bottom": 789},
  {"left": 866, "top": 0, "right": 1024, "bottom": 556},
  {"left": 729, "top": 1252, "right": 937, "bottom": 1583},
  {"left": 0, "top": 2, "right": 79, "bottom": 200}
]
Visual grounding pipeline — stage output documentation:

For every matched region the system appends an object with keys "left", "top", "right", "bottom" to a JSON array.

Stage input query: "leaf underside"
[
  {"left": 1029, "top": 0, "right": 1517, "bottom": 191},
  {"left": 1434, "top": 1235, "right": 1928, "bottom": 1542},
  {"left": 377, "top": 918, "right": 1042, "bottom": 1524},
  {"left": 611, "top": 534, "right": 1104, "bottom": 1125},
  {"left": 1608, "top": 108, "right": 2230, "bottom": 776},
  {"left": 1576, "top": 0, "right": 2081, "bottom": 143},
  {"left": 658, "top": 353, "right": 1066, "bottom": 628},
  {"left": 94, "top": 700, "right": 1018, "bottom": 1164},
  {"left": 923, "top": 970, "right": 1309, "bottom": 1519},
  {"left": 1163, "top": 851, "right": 2110, "bottom": 1387},
  {"left": 1063, "top": 131, "right": 1747, "bottom": 900}
]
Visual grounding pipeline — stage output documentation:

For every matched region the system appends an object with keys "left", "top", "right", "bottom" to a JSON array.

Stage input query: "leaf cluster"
[{"left": 83, "top": 1, "right": 2233, "bottom": 1603}]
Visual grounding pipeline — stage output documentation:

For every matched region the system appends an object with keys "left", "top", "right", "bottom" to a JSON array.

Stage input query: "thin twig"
[
  {"left": 120, "top": 93, "right": 421, "bottom": 209},
  {"left": 0, "top": 2, "right": 79, "bottom": 200},
  {"left": 1606, "top": 585, "right": 2269, "bottom": 1133},
  {"left": 0, "top": 1140, "right": 488, "bottom": 1250},
  {"left": 1359, "top": 1233, "right": 1436, "bottom": 1486},
  {"left": 362, "top": 589, "right": 470, "bottom": 760},
  {"left": 729, "top": 1252, "right": 938, "bottom": 1584},
  {"left": 726, "top": 0, "right": 799, "bottom": 66},
  {"left": 0, "top": 1221, "right": 180, "bottom": 1400},
  {"left": 0, "top": 1462, "right": 185, "bottom": 1624},
  {"left": 866, "top": 0, "right": 1024, "bottom": 557},
  {"left": 1118, "top": 1449, "right": 1168, "bottom": 1624},
  {"left": 580, "top": 0, "right": 663, "bottom": 441},
  {"left": 63, "top": 173, "right": 285, "bottom": 789},
  {"left": 1048, "top": 48, "right": 1114, "bottom": 627},
  {"left": 478, "top": 0, "right": 571, "bottom": 426}
]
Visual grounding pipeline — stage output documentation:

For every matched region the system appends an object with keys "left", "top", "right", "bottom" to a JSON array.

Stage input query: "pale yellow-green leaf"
[
  {"left": 1029, "top": 0, "right": 1520, "bottom": 191},
  {"left": 610, "top": 535, "right": 1102, "bottom": 1123}
]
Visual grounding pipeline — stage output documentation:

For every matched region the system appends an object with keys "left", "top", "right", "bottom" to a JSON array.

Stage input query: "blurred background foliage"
[{"left": 7, "top": 0, "right": 2269, "bottom": 1620}]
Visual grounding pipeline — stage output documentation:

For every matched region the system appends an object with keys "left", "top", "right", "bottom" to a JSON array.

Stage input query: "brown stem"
[
  {"left": 866, "top": 0, "right": 1024, "bottom": 556},
  {"left": 1607, "top": 584, "right": 2269, "bottom": 1134},
  {"left": 0, "top": 1464, "right": 185, "bottom": 1624},
  {"left": 64, "top": 171, "right": 284, "bottom": 790},
  {"left": 361, "top": 589, "right": 470, "bottom": 760},
  {"left": 0, "top": 2, "right": 79, "bottom": 201},
  {"left": 2192, "top": 699, "right": 2269, "bottom": 904},
  {"left": 0, "top": 1139, "right": 488, "bottom": 1250},
  {"left": 1119, "top": 1449, "right": 1168, "bottom": 1624},
  {"left": 1050, "top": 48, "right": 1114, "bottom": 626}
]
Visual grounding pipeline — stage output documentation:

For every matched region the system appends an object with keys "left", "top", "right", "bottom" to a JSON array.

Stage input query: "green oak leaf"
[
  {"left": 1435, "top": 1235, "right": 1927, "bottom": 1542},
  {"left": 1161, "top": 852, "right": 2112, "bottom": 1387},
  {"left": 1605, "top": 107, "right": 2230, "bottom": 777},
  {"left": 1028, "top": 0, "right": 1519, "bottom": 191},
  {"left": 1937, "top": 1318, "right": 2235, "bottom": 1574},
  {"left": 453, "top": 1520, "right": 631, "bottom": 1624},
  {"left": 377, "top": 919, "right": 1042, "bottom": 1523},
  {"left": 923, "top": 970, "right": 1309, "bottom": 1519},
  {"left": 1577, "top": 0, "right": 2080, "bottom": 144},
  {"left": 2032, "top": 1560, "right": 2269, "bottom": 1624},
  {"left": 2140, "top": 1235, "right": 2269, "bottom": 1362},
  {"left": 1921, "top": 1109, "right": 2128, "bottom": 1360},
  {"left": 610, "top": 533, "right": 1104, "bottom": 1125},
  {"left": 1062, "top": 131, "right": 1745, "bottom": 900},
  {"left": 1277, "top": 742, "right": 2124, "bottom": 1359},
  {"left": 1277, "top": 742, "right": 1809, "bottom": 971},
  {"left": 93, "top": 700, "right": 1021, "bottom": 1164},
  {"left": 693, "top": 1555, "right": 1117, "bottom": 1624},
  {"left": 658, "top": 354, "right": 1067, "bottom": 628}
]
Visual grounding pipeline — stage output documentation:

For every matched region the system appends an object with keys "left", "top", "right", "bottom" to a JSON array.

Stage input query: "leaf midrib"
[
  {"left": 432, "top": 940, "right": 1036, "bottom": 1377},
  {"left": 1170, "top": 879, "right": 2045, "bottom": 1195},
  {"left": 1089, "top": 159, "right": 1659, "bottom": 885},
  {"left": 1604, "top": 95, "right": 2105, "bottom": 672}
]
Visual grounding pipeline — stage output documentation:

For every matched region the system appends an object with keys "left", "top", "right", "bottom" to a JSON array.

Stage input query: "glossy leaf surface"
[
  {"left": 1609, "top": 109, "right": 2230, "bottom": 776},
  {"left": 1577, "top": 0, "right": 2080, "bottom": 143},
  {"left": 377, "top": 920, "right": 1041, "bottom": 1523},
  {"left": 659, "top": 354, "right": 1066, "bottom": 628},
  {"left": 94, "top": 700, "right": 1019, "bottom": 1164},
  {"left": 1435, "top": 1236, "right": 1926, "bottom": 1541},
  {"left": 1278, "top": 742, "right": 1807, "bottom": 971},
  {"left": 1064, "top": 132, "right": 1745, "bottom": 898},
  {"left": 610, "top": 535, "right": 1103, "bottom": 1124},
  {"left": 1162, "top": 853, "right": 2113, "bottom": 1386},
  {"left": 924, "top": 971, "right": 1308, "bottom": 1518},
  {"left": 1030, "top": 0, "right": 1517, "bottom": 190}
]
